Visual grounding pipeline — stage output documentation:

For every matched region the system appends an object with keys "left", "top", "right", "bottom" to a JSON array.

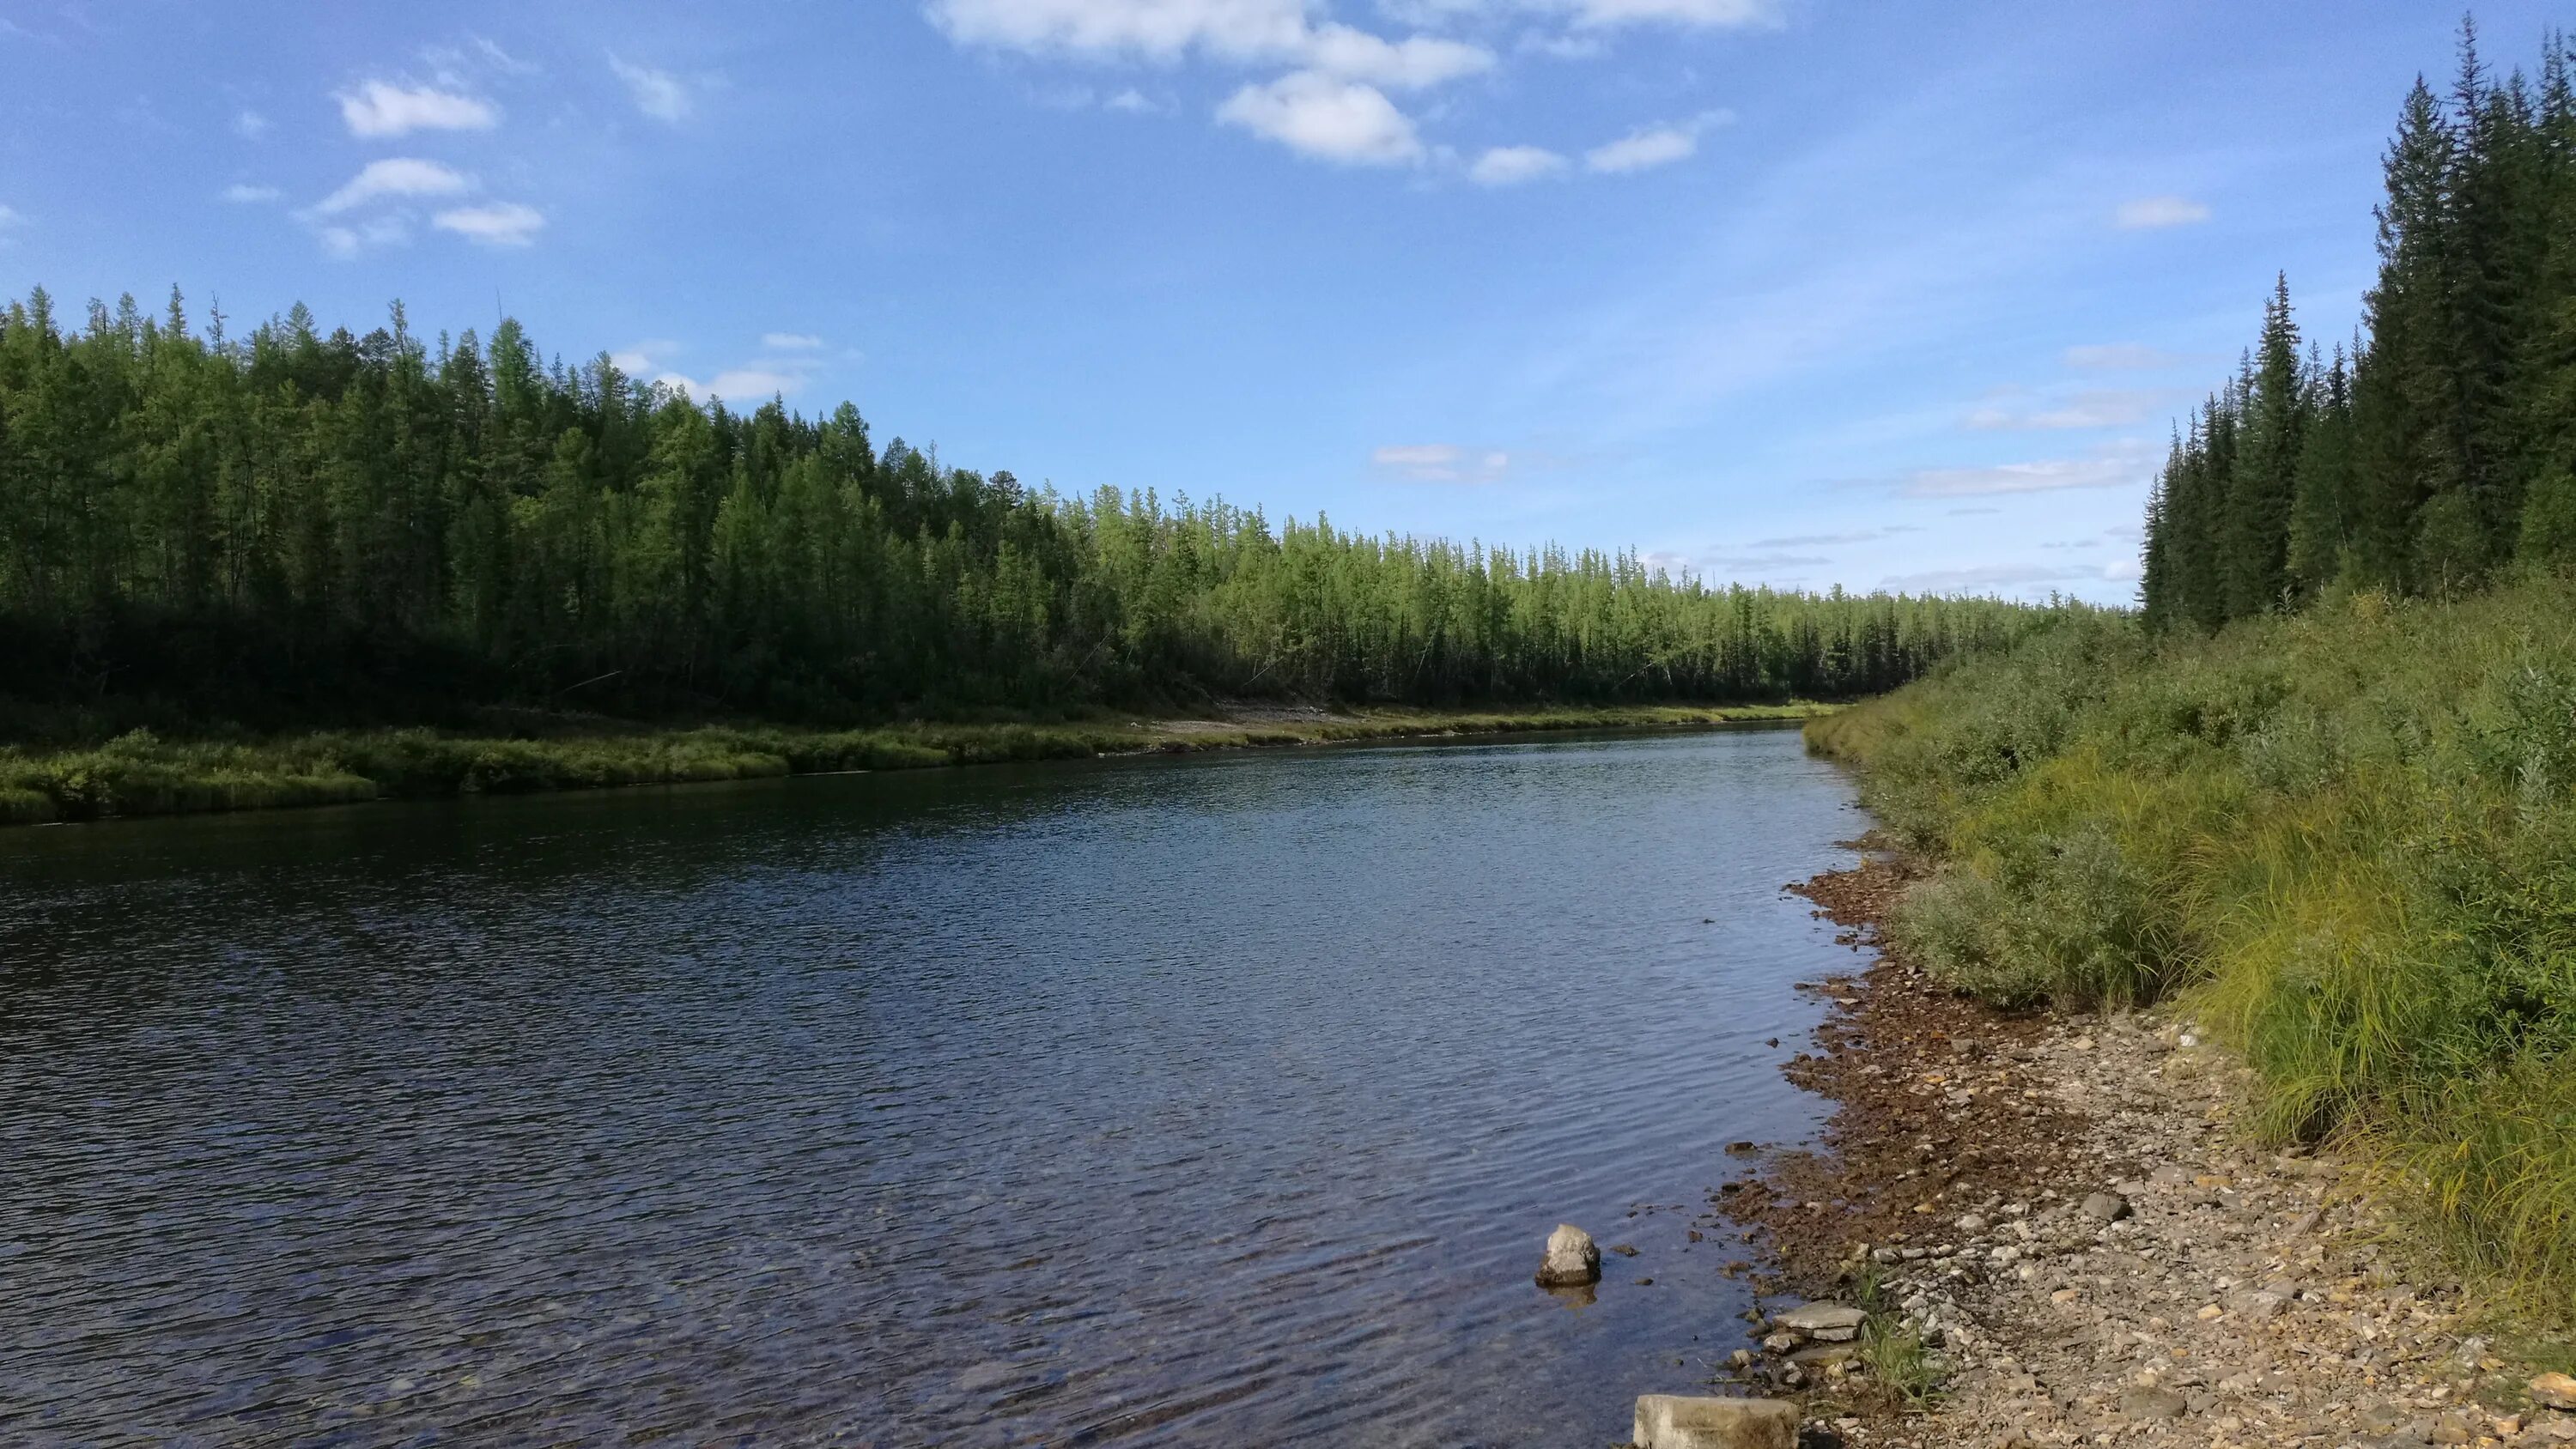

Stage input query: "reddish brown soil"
[{"left": 1715, "top": 842, "right": 2093, "bottom": 1290}]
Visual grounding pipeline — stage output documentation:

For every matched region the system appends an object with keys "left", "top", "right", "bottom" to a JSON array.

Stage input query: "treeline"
[
  {"left": 2142, "top": 21, "right": 2576, "bottom": 631},
  {"left": 0, "top": 288, "right": 2058, "bottom": 728}
]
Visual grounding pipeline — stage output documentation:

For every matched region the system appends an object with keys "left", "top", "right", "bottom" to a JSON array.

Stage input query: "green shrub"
[{"left": 1811, "top": 575, "right": 2576, "bottom": 1323}]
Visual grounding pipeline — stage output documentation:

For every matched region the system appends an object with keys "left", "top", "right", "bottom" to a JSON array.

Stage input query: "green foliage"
[
  {"left": 2142, "top": 25, "right": 2576, "bottom": 630},
  {"left": 0, "top": 703, "right": 1826, "bottom": 824},
  {"left": 0, "top": 289, "right": 2063, "bottom": 730},
  {"left": 1810, "top": 576, "right": 2576, "bottom": 1323}
]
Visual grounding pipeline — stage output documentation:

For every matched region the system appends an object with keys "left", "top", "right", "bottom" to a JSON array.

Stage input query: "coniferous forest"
[
  {"left": 1816, "top": 21, "right": 2576, "bottom": 1325},
  {"left": 0, "top": 289, "right": 2057, "bottom": 734},
  {"left": 2142, "top": 22, "right": 2576, "bottom": 628}
]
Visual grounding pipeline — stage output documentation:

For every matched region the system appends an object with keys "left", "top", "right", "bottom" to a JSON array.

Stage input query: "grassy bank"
[
  {"left": 1806, "top": 577, "right": 2576, "bottom": 1326},
  {"left": 0, "top": 702, "right": 1826, "bottom": 828}
]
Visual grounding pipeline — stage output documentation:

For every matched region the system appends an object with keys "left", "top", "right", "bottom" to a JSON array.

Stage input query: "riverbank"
[
  {"left": 1720, "top": 844, "right": 2576, "bottom": 1446},
  {"left": 0, "top": 700, "right": 1827, "bottom": 827}
]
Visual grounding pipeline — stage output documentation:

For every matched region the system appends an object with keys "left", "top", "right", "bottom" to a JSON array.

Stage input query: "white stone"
[
  {"left": 1534, "top": 1222, "right": 1601, "bottom": 1287},
  {"left": 1632, "top": 1394, "right": 1799, "bottom": 1449}
]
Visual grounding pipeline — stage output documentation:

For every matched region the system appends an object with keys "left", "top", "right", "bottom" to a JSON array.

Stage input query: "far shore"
[{"left": 0, "top": 700, "right": 1833, "bottom": 830}]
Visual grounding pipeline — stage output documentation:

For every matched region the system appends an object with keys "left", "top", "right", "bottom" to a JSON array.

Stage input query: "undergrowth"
[{"left": 1807, "top": 573, "right": 2576, "bottom": 1328}]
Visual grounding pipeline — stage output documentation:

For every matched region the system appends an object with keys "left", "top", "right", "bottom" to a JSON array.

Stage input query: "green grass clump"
[{"left": 1809, "top": 575, "right": 2576, "bottom": 1325}]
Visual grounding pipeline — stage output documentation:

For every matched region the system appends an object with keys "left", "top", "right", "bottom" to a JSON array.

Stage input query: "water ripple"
[{"left": 0, "top": 728, "right": 1862, "bottom": 1446}]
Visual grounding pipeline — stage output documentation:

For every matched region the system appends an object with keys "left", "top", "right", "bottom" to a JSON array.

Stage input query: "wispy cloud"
[
  {"left": 1585, "top": 111, "right": 1729, "bottom": 173},
  {"left": 318, "top": 215, "right": 411, "bottom": 260},
  {"left": 313, "top": 157, "right": 473, "bottom": 215},
  {"left": 1470, "top": 144, "right": 1569, "bottom": 185},
  {"left": 1703, "top": 551, "right": 1828, "bottom": 569},
  {"left": 433, "top": 202, "right": 545, "bottom": 247},
  {"left": 2114, "top": 194, "right": 2209, "bottom": 229},
  {"left": 1898, "top": 446, "right": 2154, "bottom": 498},
  {"left": 234, "top": 108, "right": 270, "bottom": 139},
  {"left": 609, "top": 55, "right": 694, "bottom": 122},
  {"left": 762, "top": 332, "right": 825, "bottom": 350},
  {"left": 1965, "top": 388, "right": 2176, "bottom": 431},
  {"left": 335, "top": 79, "right": 499, "bottom": 138},
  {"left": 221, "top": 183, "right": 282, "bottom": 204},
  {"left": 1748, "top": 528, "right": 1895, "bottom": 548},
  {"left": 1879, "top": 561, "right": 2099, "bottom": 593},
  {"left": 1372, "top": 443, "right": 1511, "bottom": 482}
]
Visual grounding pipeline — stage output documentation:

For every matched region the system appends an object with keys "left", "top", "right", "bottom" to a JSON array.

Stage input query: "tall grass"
[{"left": 1811, "top": 576, "right": 2576, "bottom": 1324}]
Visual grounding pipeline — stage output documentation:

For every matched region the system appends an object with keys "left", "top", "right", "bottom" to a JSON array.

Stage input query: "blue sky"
[{"left": 1, "top": 2, "right": 2558, "bottom": 602}]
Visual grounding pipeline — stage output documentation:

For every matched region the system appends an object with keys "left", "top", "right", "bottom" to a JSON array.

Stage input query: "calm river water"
[{"left": 0, "top": 725, "right": 1866, "bottom": 1446}]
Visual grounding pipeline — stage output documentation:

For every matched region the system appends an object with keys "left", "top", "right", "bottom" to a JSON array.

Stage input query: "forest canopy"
[
  {"left": 2142, "top": 21, "right": 2576, "bottom": 631},
  {"left": 0, "top": 288, "right": 2067, "bottom": 729}
]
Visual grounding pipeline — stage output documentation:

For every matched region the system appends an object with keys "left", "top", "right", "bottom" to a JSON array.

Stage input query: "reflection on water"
[{"left": 0, "top": 727, "right": 1862, "bottom": 1446}]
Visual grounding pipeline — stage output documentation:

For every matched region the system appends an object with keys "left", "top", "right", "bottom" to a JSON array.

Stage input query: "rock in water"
[
  {"left": 1534, "top": 1223, "right": 1601, "bottom": 1287},
  {"left": 1771, "top": 1301, "right": 1870, "bottom": 1343},
  {"left": 1632, "top": 1394, "right": 1798, "bottom": 1449}
]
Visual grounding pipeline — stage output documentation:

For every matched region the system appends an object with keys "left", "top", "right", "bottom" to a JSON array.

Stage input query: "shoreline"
[
  {"left": 0, "top": 701, "right": 1829, "bottom": 829},
  {"left": 1714, "top": 842, "right": 2570, "bottom": 1447}
]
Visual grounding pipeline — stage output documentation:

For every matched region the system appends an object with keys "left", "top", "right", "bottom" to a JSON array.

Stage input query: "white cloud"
[
  {"left": 2114, "top": 195, "right": 2209, "bottom": 229},
  {"left": 1372, "top": 443, "right": 1510, "bottom": 482},
  {"left": 1383, "top": 0, "right": 1780, "bottom": 30},
  {"left": 2063, "top": 342, "right": 2195, "bottom": 370},
  {"left": 314, "top": 158, "right": 473, "bottom": 215},
  {"left": 927, "top": 0, "right": 1315, "bottom": 61},
  {"left": 433, "top": 202, "right": 546, "bottom": 246},
  {"left": 335, "top": 79, "right": 500, "bottom": 138},
  {"left": 609, "top": 55, "right": 693, "bottom": 122},
  {"left": 611, "top": 339, "right": 683, "bottom": 373},
  {"left": 222, "top": 183, "right": 282, "bottom": 203},
  {"left": 1302, "top": 22, "right": 1491, "bottom": 88},
  {"left": 1105, "top": 87, "right": 1163, "bottom": 112},
  {"left": 234, "top": 108, "right": 270, "bottom": 139},
  {"left": 762, "top": 332, "right": 825, "bottom": 350},
  {"left": 0, "top": 204, "right": 21, "bottom": 229},
  {"left": 1218, "top": 71, "right": 1422, "bottom": 165},
  {"left": 1557, "top": 0, "right": 1777, "bottom": 25},
  {"left": 1586, "top": 121, "right": 1702, "bottom": 173},
  {"left": 1470, "top": 144, "right": 1568, "bottom": 185},
  {"left": 927, "top": 1, "right": 1490, "bottom": 88},
  {"left": 656, "top": 368, "right": 807, "bottom": 403}
]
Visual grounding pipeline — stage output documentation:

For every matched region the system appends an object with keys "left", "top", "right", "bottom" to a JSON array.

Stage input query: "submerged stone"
[{"left": 1534, "top": 1222, "right": 1601, "bottom": 1287}]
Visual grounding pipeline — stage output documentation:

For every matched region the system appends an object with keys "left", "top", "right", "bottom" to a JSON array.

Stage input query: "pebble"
[{"left": 2078, "top": 1191, "right": 2130, "bottom": 1222}]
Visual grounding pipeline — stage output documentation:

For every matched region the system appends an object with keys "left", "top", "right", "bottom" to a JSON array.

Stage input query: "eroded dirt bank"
[{"left": 1716, "top": 843, "right": 2573, "bottom": 1449}]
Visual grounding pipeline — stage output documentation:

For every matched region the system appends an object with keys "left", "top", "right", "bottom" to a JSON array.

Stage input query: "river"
[{"left": 0, "top": 724, "right": 1864, "bottom": 1446}]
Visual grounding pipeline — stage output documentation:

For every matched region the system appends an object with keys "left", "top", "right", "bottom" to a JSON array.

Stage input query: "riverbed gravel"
[{"left": 1717, "top": 847, "right": 2568, "bottom": 1449}]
